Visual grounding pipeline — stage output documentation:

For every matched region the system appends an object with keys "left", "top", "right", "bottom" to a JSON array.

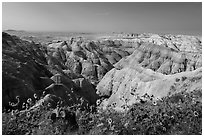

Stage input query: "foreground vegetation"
[{"left": 2, "top": 89, "right": 202, "bottom": 135}]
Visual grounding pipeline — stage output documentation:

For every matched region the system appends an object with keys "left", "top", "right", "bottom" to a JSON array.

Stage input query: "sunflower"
[
  {"left": 153, "top": 101, "right": 157, "bottom": 106},
  {"left": 27, "top": 98, "right": 32, "bottom": 104},
  {"left": 194, "top": 111, "right": 199, "bottom": 117},
  {"left": 96, "top": 99, "right": 101, "bottom": 106},
  {"left": 33, "top": 93, "right": 38, "bottom": 99},
  {"left": 48, "top": 103, "right": 51, "bottom": 107},
  {"left": 107, "top": 118, "right": 112, "bottom": 125},
  {"left": 26, "top": 112, "right": 31, "bottom": 118}
]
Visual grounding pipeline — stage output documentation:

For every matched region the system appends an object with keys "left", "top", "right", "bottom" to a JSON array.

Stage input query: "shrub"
[{"left": 2, "top": 90, "right": 202, "bottom": 135}]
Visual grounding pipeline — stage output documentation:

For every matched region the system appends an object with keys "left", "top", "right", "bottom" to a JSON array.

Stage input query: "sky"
[{"left": 2, "top": 2, "right": 202, "bottom": 35}]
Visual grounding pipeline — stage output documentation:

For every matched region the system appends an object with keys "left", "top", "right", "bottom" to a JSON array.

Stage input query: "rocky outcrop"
[
  {"left": 45, "top": 73, "right": 99, "bottom": 105},
  {"left": 72, "top": 78, "right": 99, "bottom": 104},
  {"left": 2, "top": 33, "right": 99, "bottom": 111},
  {"left": 46, "top": 40, "right": 116, "bottom": 85},
  {"left": 139, "top": 34, "right": 202, "bottom": 53},
  {"left": 45, "top": 37, "right": 139, "bottom": 86},
  {"left": 114, "top": 42, "right": 202, "bottom": 75},
  {"left": 96, "top": 34, "right": 202, "bottom": 112},
  {"left": 97, "top": 66, "right": 202, "bottom": 111}
]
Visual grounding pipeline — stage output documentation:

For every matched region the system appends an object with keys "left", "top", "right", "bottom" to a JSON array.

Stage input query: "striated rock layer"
[
  {"left": 115, "top": 42, "right": 202, "bottom": 74},
  {"left": 97, "top": 65, "right": 202, "bottom": 111},
  {"left": 45, "top": 38, "right": 132, "bottom": 85},
  {"left": 96, "top": 34, "right": 202, "bottom": 111}
]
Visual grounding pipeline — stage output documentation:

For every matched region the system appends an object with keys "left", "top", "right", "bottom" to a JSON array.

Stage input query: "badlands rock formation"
[
  {"left": 97, "top": 65, "right": 201, "bottom": 111},
  {"left": 115, "top": 42, "right": 201, "bottom": 74},
  {"left": 96, "top": 33, "right": 202, "bottom": 111},
  {"left": 2, "top": 33, "right": 99, "bottom": 110},
  {"left": 46, "top": 38, "right": 132, "bottom": 85},
  {"left": 2, "top": 32, "right": 202, "bottom": 113}
]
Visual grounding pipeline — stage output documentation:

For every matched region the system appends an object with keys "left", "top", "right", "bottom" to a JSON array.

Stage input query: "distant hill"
[{"left": 4, "top": 29, "right": 26, "bottom": 32}]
